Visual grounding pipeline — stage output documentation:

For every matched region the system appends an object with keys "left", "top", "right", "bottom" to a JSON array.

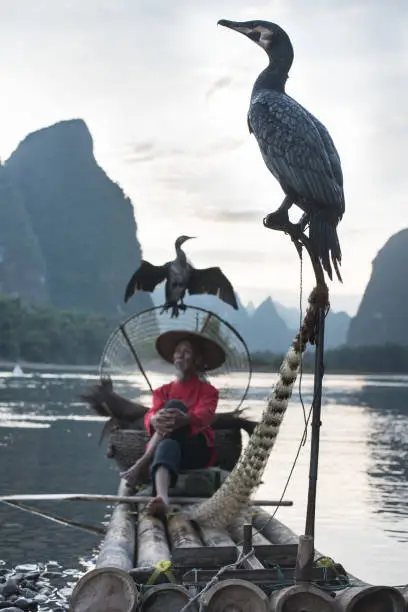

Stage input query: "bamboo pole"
[
  {"left": 70, "top": 480, "right": 139, "bottom": 612},
  {"left": 0, "top": 492, "right": 293, "bottom": 506},
  {"left": 1, "top": 500, "right": 105, "bottom": 535}
]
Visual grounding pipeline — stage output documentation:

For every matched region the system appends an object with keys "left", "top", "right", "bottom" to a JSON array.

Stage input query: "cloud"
[
  {"left": 125, "top": 141, "right": 185, "bottom": 163},
  {"left": 124, "top": 137, "right": 245, "bottom": 164},
  {"left": 194, "top": 207, "right": 264, "bottom": 223},
  {"left": 206, "top": 76, "right": 234, "bottom": 99},
  {"left": 190, "top": 248, "right": 290, "bottom": 265}
]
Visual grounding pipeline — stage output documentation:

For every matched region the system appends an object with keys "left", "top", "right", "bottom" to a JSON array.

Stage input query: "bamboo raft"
[
  {"left": 69, "top": 473, "right": 407, "bottom": 612},
  {"left": 71, "top": 293, "right": 408, "bottom": 611}
]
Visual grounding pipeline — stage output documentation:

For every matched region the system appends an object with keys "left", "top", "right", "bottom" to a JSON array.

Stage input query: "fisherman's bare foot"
[
  {"left": 146, "top": 495, "right": 169, "bottom": 517},
  {"left": 120, "top": 459, "right": 146, "bottom": 489}
]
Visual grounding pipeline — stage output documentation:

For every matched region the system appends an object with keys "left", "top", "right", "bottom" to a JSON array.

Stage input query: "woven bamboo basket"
[{"left": 107, "top": 428, "right": 242, "bottom": 476}]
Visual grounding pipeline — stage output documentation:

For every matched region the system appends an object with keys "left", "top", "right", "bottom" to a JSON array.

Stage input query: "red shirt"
[{"left": 144, "top": 376, "right": 219, "bottom": 467}]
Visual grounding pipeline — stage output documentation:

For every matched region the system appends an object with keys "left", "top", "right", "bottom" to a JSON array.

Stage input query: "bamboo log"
[
  {"left": 228, "top": 515, "right": 281, "bottom": 548},
  {"left": 252, "top": 507, "right": 333, "bottom": 564},
  {"left": 167, "top": 512, "right": 203, "bottom": 549},
  {"left": 95, "top": 480, "right": 136, "bottom": 570},
  {"left": 70, "top": 567, "right": 139, "bottom": 612},
  {"left": 136, "top": 514, "right": 171, "bottom": 568},
  {"left": 269, "top": 584, "right": 335, "bottom": 612},
  {"left": 228, "top": 513, "right": 297, "bottom": 566},
  {"left": 70, "top": 480, "right": 138, "bottom": 612},
  {"left": 140, "top": 584, "right": 198, "bottom": 611},
  {"left": 252, "top": 529, "right": 273, "bottom": 547},
  {"left": 397, "top": 586, "right": 408, "bottom": 608},
  {"left": 333, "top": 585, "right": 405, "bottom": 612},
  {"left": 198, "top": 524, "right": 236, "bottom": 549},
  {"left": 200, "top": 578, "right": 269, "bottom": 611},
  {"left": 252, "top": 507, "right": 303, "bottom": 546}
]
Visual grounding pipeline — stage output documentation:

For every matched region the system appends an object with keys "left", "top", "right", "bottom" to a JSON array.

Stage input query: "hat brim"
[{"left": 155, "top": 330, "right": 226, "bottom": 371}]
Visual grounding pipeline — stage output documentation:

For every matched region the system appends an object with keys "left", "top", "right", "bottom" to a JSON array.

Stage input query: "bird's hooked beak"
[
  {"left": 177, "top": 235, "right": 196, "bottom": 248},
  {"left": 218, "top": 19, "right": 274, "bottom": 50}
]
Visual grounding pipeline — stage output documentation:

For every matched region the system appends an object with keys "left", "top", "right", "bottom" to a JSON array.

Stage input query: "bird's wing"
[
  {"left": 124, "top": 260, "right": 168, "bottom": 302},
  {"left": 187, "top": 267, "right": 238, "bottom": 310},
  {"left": 248, "top": 90, "right": 345, "bottom": 215}
]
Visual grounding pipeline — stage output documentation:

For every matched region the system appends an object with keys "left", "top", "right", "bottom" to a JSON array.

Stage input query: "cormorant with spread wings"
[{"left": 124, "top": 236, "right": 238, "bottom": 318}]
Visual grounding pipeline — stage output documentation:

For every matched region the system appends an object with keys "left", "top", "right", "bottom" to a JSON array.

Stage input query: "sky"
[{"left": 1, "top": 0, "right": 407, "bottom": 316}]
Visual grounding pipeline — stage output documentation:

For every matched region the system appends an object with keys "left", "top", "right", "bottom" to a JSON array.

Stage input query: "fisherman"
[{"left": 120, "top": 329, "right": 226, "bottom": 517}]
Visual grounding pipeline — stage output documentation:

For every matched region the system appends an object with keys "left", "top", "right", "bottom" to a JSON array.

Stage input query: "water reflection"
[
  {"left": 0, "top": 373, "right": 118, "bottom": 568},
  {"left": 353, "top": 381, "right": 408, "bottom": 541},
  {"left": 300, "top": 375, "right": 408, "bottom": 543}
]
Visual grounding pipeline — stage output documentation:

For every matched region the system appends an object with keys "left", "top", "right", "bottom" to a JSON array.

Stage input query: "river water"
[{"left": 0, "top": 369, "right": 407, "bottom": 588}]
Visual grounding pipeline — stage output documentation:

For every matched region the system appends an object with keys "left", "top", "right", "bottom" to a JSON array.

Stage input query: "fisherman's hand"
[
  {"left": 164, "top": 409, "right": 189, "bottom": 430},
  {"left": 151, "top": 411, "right": 174, "bottom": 436}
]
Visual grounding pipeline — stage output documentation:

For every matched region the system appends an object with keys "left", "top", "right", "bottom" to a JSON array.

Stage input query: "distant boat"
[{"left": 12, "top": 363, "right": 24, "bottom": 377}]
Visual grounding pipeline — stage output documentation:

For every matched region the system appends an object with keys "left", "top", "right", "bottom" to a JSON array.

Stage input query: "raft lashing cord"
[
  {"left": 178, "top": 548, "right": 257, "bottom": 612},
  {"left": 184, "top": 283, "right": 330, "bottom": 529},
  {"left": 177, "top": 556, "right": 351, "bottom": 612}
]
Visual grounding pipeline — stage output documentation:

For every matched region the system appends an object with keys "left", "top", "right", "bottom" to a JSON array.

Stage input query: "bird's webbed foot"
[
  {"left": 160, "top": 303, "right": 179, "bottom": 318},
  {"left": 264, "top": 200, "right": 308, "bottom": 261},
  {"left": 263, "top": 195, "right": 294, "bottom": 232},
  {"left": 170, "top": 302, "right": 186, "bottom": 318},
  {"left": 264, "top": 210, "right": 304, "bottom": 244}
]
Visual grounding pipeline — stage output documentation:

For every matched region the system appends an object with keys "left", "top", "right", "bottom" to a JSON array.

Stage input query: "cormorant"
[
  {"left": 124, "top": 235, "right": 239, "bottom": 317},
  {"left": 218, "top": 19, "right": 345, "bottom": 282}
]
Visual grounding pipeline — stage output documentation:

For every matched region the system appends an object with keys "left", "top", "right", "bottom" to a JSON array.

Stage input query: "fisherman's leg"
[
  {"left": 148, "top": 438, "right": 182, "bottom": 516},
  {"left": 120, "top": 400, "right": 187, "bottom": 489},
  {"left": 120, "top": 432, "right": 162, "bottom": 489},
  {"left": 179, "top": 433, "right": 211, "bottom": 470}
]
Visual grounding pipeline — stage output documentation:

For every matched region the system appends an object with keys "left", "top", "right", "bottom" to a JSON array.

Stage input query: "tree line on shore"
[
  {"left": 0, "top": 295, "right": 115, "bottom": 365},
  {"left": 252, "top": 344, "right": 408, "bottom": 374},
  {"left": 1, "top": 294, "right": 407, "bottom": 373}
]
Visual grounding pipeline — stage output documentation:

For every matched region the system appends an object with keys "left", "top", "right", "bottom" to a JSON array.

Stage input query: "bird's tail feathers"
[{"left": 309, "top": 211, "right": 342, "bottom": 282}]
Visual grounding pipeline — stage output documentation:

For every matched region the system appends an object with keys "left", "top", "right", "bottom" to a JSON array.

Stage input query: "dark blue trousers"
[{"left": 150, "top": 399, "right": 211, "bottom": 490}]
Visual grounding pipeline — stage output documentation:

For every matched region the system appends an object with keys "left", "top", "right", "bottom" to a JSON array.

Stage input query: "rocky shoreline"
[{"left": 0, "top": 561, "right": 80, "bottom": 612}]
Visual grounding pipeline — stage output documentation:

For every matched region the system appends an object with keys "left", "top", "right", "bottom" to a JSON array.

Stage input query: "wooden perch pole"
[
  {"left": 266, "top": 220, "right": 330, "bottom": 584},
  {"left": 305, "top": 306, "right": 325, "bottom": 540}
]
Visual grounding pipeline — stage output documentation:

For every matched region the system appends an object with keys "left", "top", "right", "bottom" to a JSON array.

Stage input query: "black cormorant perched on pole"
[
  {"left": 218, "top": 19, "right": 345, "bottom": 282},
  {"left": 124, "top": 235, "right": 239, "bottom": 317}
]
